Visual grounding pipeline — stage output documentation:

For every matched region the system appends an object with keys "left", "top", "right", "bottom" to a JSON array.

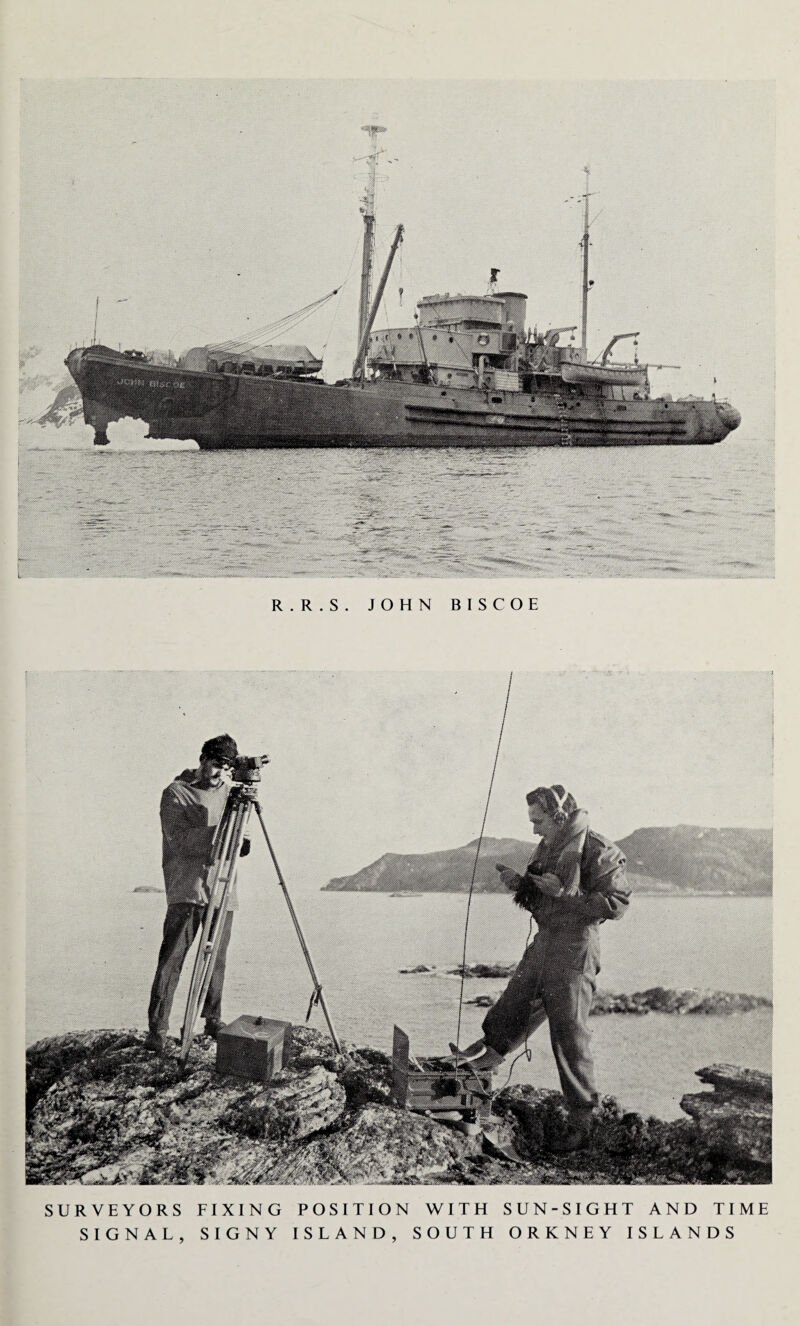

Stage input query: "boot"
[
  {"left": 449, "top": 1039, "right": 488, "bottom": 1063},
  {"left": 550, "top": 1115, "right": 593, "bottom": 1153},
  {"left": 204, "top": 1017, "right": 223, "bottom": 1040},
  {"left": 144, "top": 1029, "right": 167, "bottom": 1053},
  {"left": 461, "top": 1045, "right": 504, "bottom": 1072}
]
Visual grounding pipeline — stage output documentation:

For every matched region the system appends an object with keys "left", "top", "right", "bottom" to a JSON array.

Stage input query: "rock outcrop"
[
  {"left": 26, "top": 1028, "right": 770, "bottom": 1186},
  {"left": 680, "top": 1064, "right": 772, "bottom": 1167},
  {"left": 463, "top": 986, "right": 772, "bottom": 1015},
  {"left": 401, "top": 968, "right": 772, "bottom": 1016},
  {"left": 591, "top": 988, "right": 771, "bottom": 1015}
]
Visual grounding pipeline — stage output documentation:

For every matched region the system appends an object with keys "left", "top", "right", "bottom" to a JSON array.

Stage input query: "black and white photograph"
[
  {"left": 6, "top": 0, "right": 795, "bottom": 1319},
  {"left": 26, "top": 671, "right": 772, "bottom": 1187},
  {"left": 19, "top": 79, "right": 773, "bottom": 578}
]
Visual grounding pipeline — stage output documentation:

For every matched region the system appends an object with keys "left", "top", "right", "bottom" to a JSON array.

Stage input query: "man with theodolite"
[{"left": 145, "top": 734, "right": 250, "bottom": 1052}]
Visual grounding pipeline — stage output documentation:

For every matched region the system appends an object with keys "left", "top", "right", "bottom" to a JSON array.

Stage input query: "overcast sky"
[
  {"left": 27, "top": 671, "right": 772, "bottom": 906},
  {"left": 21, "top": 80, "right": 773, "bottom": 438}
]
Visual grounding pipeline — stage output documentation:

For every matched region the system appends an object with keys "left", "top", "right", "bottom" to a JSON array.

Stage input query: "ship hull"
[{"left": 66, "top": 346, "right": 742, "bottom": 448}]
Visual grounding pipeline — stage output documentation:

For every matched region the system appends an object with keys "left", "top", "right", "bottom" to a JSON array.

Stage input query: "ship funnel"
[{"left": 497, "top": 292, "right": 527, "bottom": 340}]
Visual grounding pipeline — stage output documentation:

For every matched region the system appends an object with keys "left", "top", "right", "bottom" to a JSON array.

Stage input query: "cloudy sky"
[
  {"left": 21, "top": 79, "right": 773, "bottom": 438},
  {"left": 27, "top": 670, "right": 772, "bottom": 905}
]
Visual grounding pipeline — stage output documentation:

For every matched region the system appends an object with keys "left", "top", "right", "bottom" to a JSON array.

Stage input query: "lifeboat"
[{"left": 561, "top": 361, "right": 649, "bottom": 388}]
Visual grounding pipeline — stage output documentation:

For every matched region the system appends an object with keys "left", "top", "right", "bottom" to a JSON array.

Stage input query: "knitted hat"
[{"left": 200, "top": 734, "right": 238, "bottom": 765}]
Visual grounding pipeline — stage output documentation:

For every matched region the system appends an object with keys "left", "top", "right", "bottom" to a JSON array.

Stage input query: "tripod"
[{"left": 179, "top": 775, "right": 341, "bottom": 1064}]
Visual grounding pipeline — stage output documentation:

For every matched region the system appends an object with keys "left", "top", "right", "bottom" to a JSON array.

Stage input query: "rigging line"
[
  {"left": 246, "top": 297, "right": 341, "bottom": 349},
  {"left": 453, "top": 672, "right": 514, "bottom": 1062},
  {"left": 216, "top": 288, "right": 342, "bottom": 351},
  {"left": 220, "top": 307, "right": 335, "bottom": 353},
  {"left": 321, "top": 231, "right": 362, "bottom": 358},
  {"left": 238, "top": 309, "right": 323, "bottom": 343},
  {"left": 237, "top": 286, "right": 341, "bottom": 335}
]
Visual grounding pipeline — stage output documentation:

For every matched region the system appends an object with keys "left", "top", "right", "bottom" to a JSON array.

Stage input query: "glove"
[
  {"left": 534, "top": 871, "right": 565, "bottom": 898},
  {"left": 495, "top": 864, "right": 522, "bottom": 890},
  {"left": 240, "top": 838, "right": 251, "bottom": 858}
]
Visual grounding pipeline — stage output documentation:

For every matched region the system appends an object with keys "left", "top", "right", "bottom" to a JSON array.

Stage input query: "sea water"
[
  {"left": 26, "top": 891, "right": 771, "bottom": 1119},
  {"left": 19, "top": 428, "right": 773, "bottom": 578}
]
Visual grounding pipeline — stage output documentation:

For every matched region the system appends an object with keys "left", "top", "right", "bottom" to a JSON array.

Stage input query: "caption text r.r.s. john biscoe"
[{"left": 265, "top": 595, "right": 540, "bottom": 614}]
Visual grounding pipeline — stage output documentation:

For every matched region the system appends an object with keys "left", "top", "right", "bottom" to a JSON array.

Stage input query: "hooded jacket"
[{"left": 513, "top": 827, "right": 629, "bottom": 932}]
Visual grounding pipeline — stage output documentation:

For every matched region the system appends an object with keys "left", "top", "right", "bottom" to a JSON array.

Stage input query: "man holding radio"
[{"left": 453, "top": 784, "right": 630, "bottom": 1151}]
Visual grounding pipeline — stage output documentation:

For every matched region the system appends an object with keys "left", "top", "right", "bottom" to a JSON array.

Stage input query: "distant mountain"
[
  {"left": 325, "top": 838, "right": 532, "bottom": 895},
  {"left": 323, "top": 826, "right": 772, "bottom": 896},
  {"left": 617, "top": 826, "right": 772, "bottom": 894},
  {"left": 19, "top": 345, "right": 82, "bottom": 427},
  {"left": 20, "top": 343, "right": 181, "bottom": 433}
]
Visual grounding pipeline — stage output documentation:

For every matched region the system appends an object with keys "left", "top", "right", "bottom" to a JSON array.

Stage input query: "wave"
[{"left": 19, "top": 417, "right": 199, "bottom": 452}]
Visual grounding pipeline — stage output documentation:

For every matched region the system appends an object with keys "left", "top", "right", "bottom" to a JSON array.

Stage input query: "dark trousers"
[
  {"left": 148, "top": 902, "right": 233, "bottom": 1034},
  {"left": 482, "top": 928, "right": 600, "bottom": 1118}
]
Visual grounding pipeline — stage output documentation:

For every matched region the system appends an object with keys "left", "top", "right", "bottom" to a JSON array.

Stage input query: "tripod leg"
[
  {"left": 253, "top": 803, "right": 342, "bottom": 1053},
  {"left": 179, "top": 804, "right": 237, "bottom": 1058},
  {"left": 179, "top": 796, "right": 251, "bottom": 1063}
]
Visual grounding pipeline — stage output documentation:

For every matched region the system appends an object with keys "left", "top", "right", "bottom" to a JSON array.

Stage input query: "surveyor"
[
  {"left": 452, "top": 785, "right": 630, "bottom": 1151},
  {"left": 145, "top": 734, "right": 250, "bottom": 1052}
]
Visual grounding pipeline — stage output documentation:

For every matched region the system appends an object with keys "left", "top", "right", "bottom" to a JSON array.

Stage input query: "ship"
[{"left": 66, "top": 126, "right": 741, "bottom": 449}]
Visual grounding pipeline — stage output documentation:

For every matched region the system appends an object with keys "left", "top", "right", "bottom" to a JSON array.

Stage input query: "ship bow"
[{"left": 65, "top": 346, "right": 88, "bottom": 391}]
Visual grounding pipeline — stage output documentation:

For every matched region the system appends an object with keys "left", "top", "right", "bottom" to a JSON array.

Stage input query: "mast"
[
  {"left": 580, "top": 165, "right": 591, "bottom": 354},
  {"left": 356, "top": 120, "right": 386, "bottom": 375},
  {"left": 352, "top": 224, "right": 404, "bottom": 379},
  {"left": 92, "top": 296, "right": 99, "bottom": 345}
]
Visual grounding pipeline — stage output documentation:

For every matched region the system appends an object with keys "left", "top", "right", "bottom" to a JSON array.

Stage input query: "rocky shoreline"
[
  {"left": 26, "top": 1028, "right": 771, "bottom": 1186},
  {"left": 399, "top": 970, "right": 772, "bottom": 1016}
]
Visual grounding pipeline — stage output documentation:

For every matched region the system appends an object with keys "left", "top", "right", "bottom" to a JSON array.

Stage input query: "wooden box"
[
  {"left": 215, "top": 1015, "right": 292, "bottom": 1083},
  {"left": 391, "top": 1026, "right": 493, "bottom": 1119}
]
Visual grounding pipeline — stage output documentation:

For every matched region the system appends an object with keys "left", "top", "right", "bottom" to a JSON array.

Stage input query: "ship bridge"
[
  {"left": 367, "top": 290, "right": 527, "bottom": 388},
  {"left": 368, "top": 291, "right": 528, "bottom": 387}
]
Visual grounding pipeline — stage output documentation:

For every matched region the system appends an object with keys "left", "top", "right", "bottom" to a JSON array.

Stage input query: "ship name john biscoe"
[{"left": 367, "top": 596, "right": 539, "bottom": 612}]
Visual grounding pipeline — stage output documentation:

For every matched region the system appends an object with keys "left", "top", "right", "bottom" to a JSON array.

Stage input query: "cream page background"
[{"left": 3, "top": 2, "right": 799, "bottom": 1323}]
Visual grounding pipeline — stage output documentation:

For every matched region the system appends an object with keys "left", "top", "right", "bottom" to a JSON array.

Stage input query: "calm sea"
[
  {"left": 27, "top": 892, "right": 771, "bottom": 1120},
  {"left": 19, "top": 428, "right": 773, "bottom": 578}
]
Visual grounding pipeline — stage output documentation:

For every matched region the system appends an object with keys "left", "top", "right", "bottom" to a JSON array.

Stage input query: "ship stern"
[
  {"left": 687, "top": 398, "right": 743, "bottom": 444},
  {"left": 716, "top": 403, "right": 742, "bottom": 437}
]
